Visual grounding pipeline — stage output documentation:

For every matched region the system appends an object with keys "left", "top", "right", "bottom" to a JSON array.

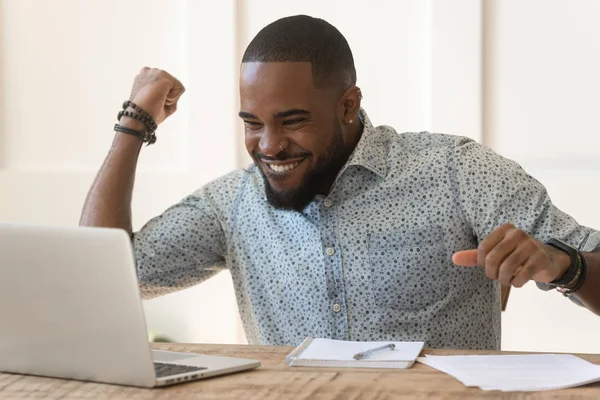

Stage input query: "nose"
[{"left": 258, "top": 127, "right": 283, "bottom": 157}]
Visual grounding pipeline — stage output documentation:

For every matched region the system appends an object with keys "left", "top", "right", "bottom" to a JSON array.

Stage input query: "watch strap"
[
  {"left": 558, "top": 253, "right": 587, "bottom": 296},
  {"left": 546, "top": 238, "right": 580, "bottom": 287}
]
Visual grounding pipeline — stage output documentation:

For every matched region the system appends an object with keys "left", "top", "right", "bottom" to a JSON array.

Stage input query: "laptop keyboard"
[{"left": 154, "top": 362, "right": 207, "bottom": 378}]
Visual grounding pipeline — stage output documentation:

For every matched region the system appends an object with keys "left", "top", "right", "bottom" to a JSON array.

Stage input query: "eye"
[
  {"left": 282, "top": 118, "right": 308, "bottom": 126},
  {"left": 243, "top": 120, "right": 263, "bottom": 130}
]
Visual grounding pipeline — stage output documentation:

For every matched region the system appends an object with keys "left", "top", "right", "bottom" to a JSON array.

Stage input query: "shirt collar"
[{"left": 342, "top": 109, "right": 389, "bottom": 178}]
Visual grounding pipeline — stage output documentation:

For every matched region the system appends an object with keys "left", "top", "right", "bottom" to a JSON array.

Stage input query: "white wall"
[
  {"left": 485, "top": 0, "right": 600, "bottom": 353},
  {"left": 1, "top": 0, "right": 599, "bottom": 352},
  {"left": 0, "top": 0, "right": 243, "bottom": 344}
]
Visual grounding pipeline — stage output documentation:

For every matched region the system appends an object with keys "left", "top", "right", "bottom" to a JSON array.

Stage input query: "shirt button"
[
  {"left": 325, "top": 247, "right": 335, "bottom": 256},
  {"left": 324, "top": 198, "right": 333, "bottom": 208},
  {"left": 333, "top": 303, "right": 341, "bottom": 313}
]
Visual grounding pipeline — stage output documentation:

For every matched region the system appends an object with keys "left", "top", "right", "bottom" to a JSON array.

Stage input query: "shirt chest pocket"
[{"left": 368, "top": 227, "right": 449, "bottom": 311}]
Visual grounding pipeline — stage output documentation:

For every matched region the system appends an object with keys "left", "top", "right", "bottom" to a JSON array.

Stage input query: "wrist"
[
  {"left": 551, "top": 247, "right": 572, "bottom": 281},
  {"left": 112, "top": 129, "right": 144, "bottom": 151},
  {"left": 545, "top": 238, "right": 586, "bottom": 294},
  {"left": 118, "top": 107, "right": 146, "bottom": 131},
  {"left": 558, "top": 253, "right": 587, "bottom": 295},
  {"left": 546, "top": 238, "right": 578, "bottom": 285},
  {"left": 115, "top": 102, "right": 158, "bottom": 145}
]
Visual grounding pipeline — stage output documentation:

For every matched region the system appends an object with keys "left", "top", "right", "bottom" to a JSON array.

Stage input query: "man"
[{"left": 81, "top": 15, "right": 600, "bottom": 350}]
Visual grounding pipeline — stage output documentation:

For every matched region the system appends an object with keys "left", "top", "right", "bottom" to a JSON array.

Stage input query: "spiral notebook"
[{"left": 285, "top": 337, "right": 425, "bottom": 369}]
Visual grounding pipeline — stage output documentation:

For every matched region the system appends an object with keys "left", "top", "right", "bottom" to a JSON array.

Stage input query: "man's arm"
[
  {"left": 448, "top": 139, "right": 600, "bottom": 315},
  {"left": 79, "top": 67, "right": 185, "bottom": 233},
  {"left": 453, "top": 229, "right": 600, "bottom": 316},
  {"left": 79, "top": 131, "right": 143, "bottom": 233}
]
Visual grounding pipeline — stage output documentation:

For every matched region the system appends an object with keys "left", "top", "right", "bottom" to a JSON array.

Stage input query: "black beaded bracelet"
[
  {"left": 118, "top": 110, "right": 157, "bottom": 132},
  {"left": 114, "top": 123, "right": 157, "bottom": 145},
  {"left": 122, "top": 100, "right": 157, "bottom": 130}
]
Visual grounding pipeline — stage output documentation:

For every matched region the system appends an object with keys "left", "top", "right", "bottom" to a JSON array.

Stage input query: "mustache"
[{"left": 253, "top": 151, "right": 311, "bottom": 162}]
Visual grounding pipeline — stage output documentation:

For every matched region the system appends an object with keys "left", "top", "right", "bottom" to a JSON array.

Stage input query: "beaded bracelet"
[
  {"left": 113, "top": 123, "right": 157, "bottom": 145},
  {"left": 115, "top": 100, "right": 158, "bottom": 145},
  {"left": 118, "top": 110, "right": 157, "bottom": 132},
  {"left": 122, "top": 101, "right": 158, "bottom": 130}
]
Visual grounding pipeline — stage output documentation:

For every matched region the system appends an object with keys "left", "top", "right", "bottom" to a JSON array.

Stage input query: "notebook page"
[{"left": 297, "top": 338, "right": 424, "bottom": 361}]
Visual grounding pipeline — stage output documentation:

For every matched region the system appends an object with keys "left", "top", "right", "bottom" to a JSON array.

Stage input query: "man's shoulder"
[
  {"left": 390, "top": 130, "right": 518, "bottom": 174},
  {"left": 196, "top": 164, "right": 257, "bottom": 193},
  {"left": 174, "top": 165, "right": 262, "bottom": 221},
  {"left": 373, "top": 127, "right": 479, "bottom": 161},
  {"left": 191, "top": 164, "right": 261, "bottom": 199},
  {"left": 393, "top": 130, "right": 475, "bottom": 153}
]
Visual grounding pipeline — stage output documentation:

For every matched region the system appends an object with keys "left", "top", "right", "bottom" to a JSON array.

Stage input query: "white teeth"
[{"left": 267, "top": 161, "right": 300, "bottom": 172}]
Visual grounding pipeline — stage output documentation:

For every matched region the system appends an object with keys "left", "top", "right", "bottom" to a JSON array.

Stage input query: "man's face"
[{"left": 239, "top": 62, "right": 350, "bottom": 211}]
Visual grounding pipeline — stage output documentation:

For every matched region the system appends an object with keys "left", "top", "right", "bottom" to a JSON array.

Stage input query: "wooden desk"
[{"left": 1, "top": 343, "right": 599, "bottom": 399}]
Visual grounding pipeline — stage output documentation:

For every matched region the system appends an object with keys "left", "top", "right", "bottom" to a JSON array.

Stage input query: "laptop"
[{"left": 0, "top": 223, "right": 260, "bottom": 387}]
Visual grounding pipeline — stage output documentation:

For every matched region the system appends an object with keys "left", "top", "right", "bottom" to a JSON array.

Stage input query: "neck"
[
  {"left": 317, "top": 121, "right": 365, "bottom": 195},
  {"left": 346, "top": 119, "right": 364, "bottom": 153}
]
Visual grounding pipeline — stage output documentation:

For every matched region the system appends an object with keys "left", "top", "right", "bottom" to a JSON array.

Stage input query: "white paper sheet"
[{"left": 418, "top": 354, "right": 600, "bottom": 392}]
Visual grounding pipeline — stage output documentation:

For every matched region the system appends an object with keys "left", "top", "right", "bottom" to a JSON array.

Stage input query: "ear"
[{"left": 339, "top": 86, "right": 362, "bottom": 125}]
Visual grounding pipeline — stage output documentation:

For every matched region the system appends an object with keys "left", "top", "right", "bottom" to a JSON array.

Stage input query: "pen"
[{"left": 353, "top": 343, "right": 396, "bottom": 360}]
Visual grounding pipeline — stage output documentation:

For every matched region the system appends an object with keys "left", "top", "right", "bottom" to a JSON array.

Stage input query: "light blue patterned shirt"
[{"left": 133, "top": 110, "right": 600, "bottom": 349}]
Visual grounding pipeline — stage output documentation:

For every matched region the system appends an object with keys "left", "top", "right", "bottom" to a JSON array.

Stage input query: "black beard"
[{"left": 258, "top": 126, "right": 348, "bottom": 212}]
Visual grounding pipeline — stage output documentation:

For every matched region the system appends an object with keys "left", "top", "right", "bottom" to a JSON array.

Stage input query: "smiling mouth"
[{"left": 263, "top": 158, "right": 305, "bottom": 174}]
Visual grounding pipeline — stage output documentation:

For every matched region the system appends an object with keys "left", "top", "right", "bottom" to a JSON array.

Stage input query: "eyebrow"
[
  {"left": 238, "top": 109, "right": 311, "bottom": 120},
  {"left": 238, "top": 111, "right": 258, "bottom": 119}
]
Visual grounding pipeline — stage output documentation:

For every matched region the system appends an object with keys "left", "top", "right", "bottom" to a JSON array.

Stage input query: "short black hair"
[{"left": 242, "top": 15, "right": 356, "bottom": 93}]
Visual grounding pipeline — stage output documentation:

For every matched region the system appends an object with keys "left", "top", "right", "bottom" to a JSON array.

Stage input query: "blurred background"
[{"left": 1, "top": 0, "right": 599, "bottom": 352}]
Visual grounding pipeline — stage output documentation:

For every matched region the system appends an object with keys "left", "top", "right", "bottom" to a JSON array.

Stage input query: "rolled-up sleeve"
[
  {"left": 133, "top": 193, "right": 227, "bottom": 299},
  {"left": 452, "top": 139, "right": 600, "bottom": 302},
  {"left": 452, "top": 139, "right": 599, "bottom": 249},
  {"left": 580, "top": 230, "right": 600, "bottom": 252}
]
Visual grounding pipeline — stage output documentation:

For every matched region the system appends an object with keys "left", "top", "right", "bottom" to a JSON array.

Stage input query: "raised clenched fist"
[{"left": 127, "top": 67, "right": 185, "bottom": 126}]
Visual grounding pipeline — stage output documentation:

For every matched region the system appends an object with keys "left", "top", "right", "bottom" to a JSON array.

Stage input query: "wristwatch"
[{"left": 545, "top": 238, "right": 581, "bottom": 287}]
